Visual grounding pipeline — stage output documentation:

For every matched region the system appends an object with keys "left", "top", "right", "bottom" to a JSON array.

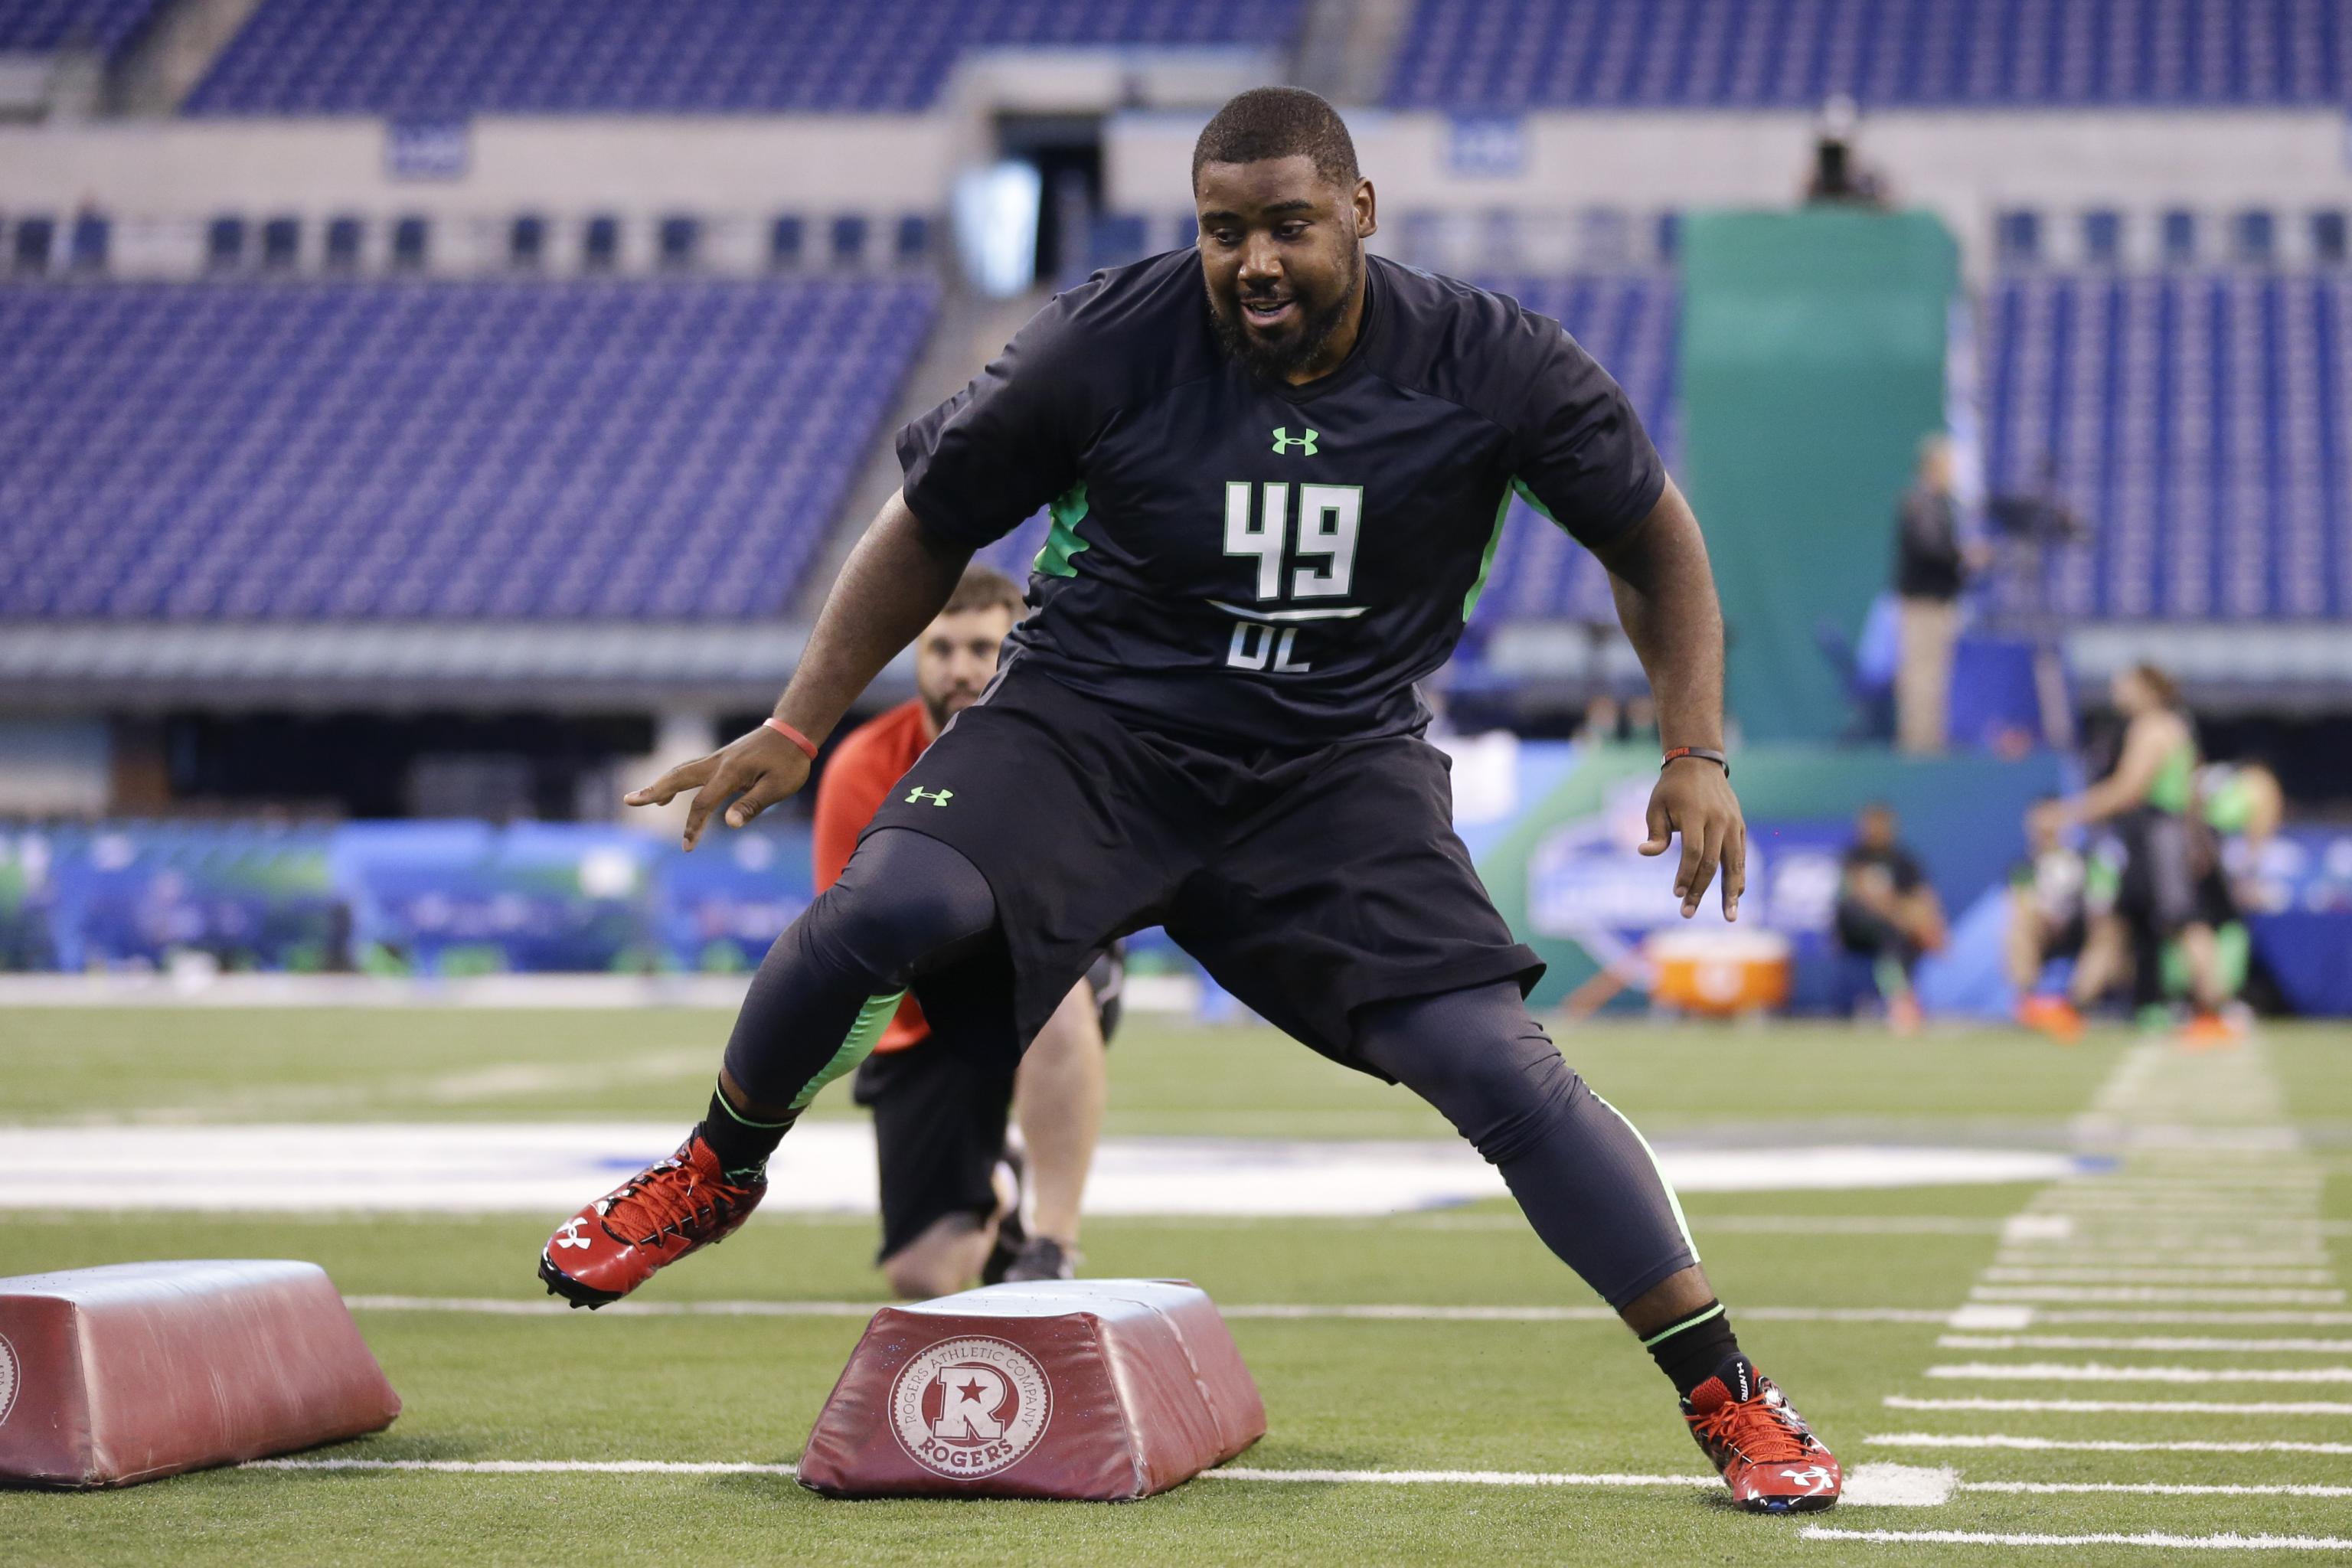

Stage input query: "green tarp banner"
[{"left": 1679, "top": 209, "right": 1957, "bottom": 743}]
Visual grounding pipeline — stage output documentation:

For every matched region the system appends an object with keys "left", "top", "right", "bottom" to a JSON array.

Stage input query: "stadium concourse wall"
[{"left": 1104, "top": 106, "right": 2352, "bottom": 275}]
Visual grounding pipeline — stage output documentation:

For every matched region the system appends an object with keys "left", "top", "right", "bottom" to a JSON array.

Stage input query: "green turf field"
[{"left": 4, "top": 1008, "right": 2350, "bottom": 1566}]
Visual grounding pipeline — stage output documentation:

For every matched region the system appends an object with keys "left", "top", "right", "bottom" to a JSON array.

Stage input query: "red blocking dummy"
[
  {"left": 0, "top": 1260, "right": 400, "bottom": 1488},
  {"left": 798, "top": 1278, "right": 1264, "bottom": 1500}
]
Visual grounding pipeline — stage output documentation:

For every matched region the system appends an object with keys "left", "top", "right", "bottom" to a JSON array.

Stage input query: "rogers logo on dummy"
[{"left": 887, "top": 1335, "right": 1051, "bottom": 1479}]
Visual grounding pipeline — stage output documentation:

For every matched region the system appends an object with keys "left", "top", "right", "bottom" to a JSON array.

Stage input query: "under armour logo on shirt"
[
  {"left": 906, "top": 786, "right": 953, "bottom": 806},
  {"left": 1270, "top": 426, "right": 1318, "bottom": 456}
]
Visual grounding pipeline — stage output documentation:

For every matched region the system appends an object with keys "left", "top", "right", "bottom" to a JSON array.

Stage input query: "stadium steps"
[
  {"left": 795, "top": 286, "right": 1046, "bottom": 620},
  {"left": 1293, "top": 0, "right": 1414, "bottom": 105},
  {"left": 106, "top": 0, "right": 263, "bottom": 116}
]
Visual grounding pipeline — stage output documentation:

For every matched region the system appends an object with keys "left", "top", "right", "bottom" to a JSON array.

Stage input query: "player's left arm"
[{"left": 1593, "top": 476, "right": 1745, "bottom": 920}]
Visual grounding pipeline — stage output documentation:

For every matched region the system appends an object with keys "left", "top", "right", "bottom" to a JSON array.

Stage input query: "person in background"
[
  {"left": 2007, "top": 797, "right": 2125, "bottom": 1043},
  {"left": 1892, "top": 435, "right": 1975, "bottom": 755},
  {"left": 2180, "top": 758, "right": 2285, "bottom": 1026},
  {"left": 1834, "top": 802, "right": 1946, "bottom": 1034},
  {"left": 2032, "top": 664, "right": 2234, "bottom": 1046}
]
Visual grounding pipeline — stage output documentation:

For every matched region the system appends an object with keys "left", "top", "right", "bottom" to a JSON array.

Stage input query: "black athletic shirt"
[{"left": 897, "top": 249, "right": 1664, "bottom": 746}]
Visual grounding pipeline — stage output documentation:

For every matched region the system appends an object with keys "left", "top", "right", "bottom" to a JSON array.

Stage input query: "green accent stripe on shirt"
[
  {"left": 1464, "top": 479, "right": 1557, "bottom": 622},
  {"left": 1035, "top": 481, "right": 1091, "bottom": 579},
  {"left": 786, "top": 990, "right": 905, "bottom": 1112}
]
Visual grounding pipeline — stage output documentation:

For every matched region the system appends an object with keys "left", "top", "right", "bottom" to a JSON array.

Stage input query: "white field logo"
[
  {"left": 0, "top": 1332, "right": 17, "bottom": 1428},
  {"left": 888, "top": 1335, "right": 1051, "bottom": 1479}
]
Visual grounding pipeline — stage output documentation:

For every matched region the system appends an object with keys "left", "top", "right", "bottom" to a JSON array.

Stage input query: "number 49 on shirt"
[{"left": 1220, "top": 481, "right": 1364, "bottom": 674}]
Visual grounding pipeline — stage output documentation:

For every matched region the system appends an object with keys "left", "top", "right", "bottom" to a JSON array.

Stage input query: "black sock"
[
  {"left": 1645, "top": 1300, "right": 1743, "bottom": 1397},
  {"left": 694, "top": 1083, "right": 795, "bottom": 1184}
]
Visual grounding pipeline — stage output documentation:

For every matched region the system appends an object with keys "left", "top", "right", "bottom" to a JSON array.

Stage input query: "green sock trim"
[
  {"left": 1641, "top": 1301, "right": 1726, "bottom": 1348},
  {"left": 1590, "top": 1089, "right": 1700, "bottom": 1263},
  {"left": 1873, "top": 956, "right": 1909, "bottom": 999},
  {"left": 786, "top": 991, "right": 905, "bottom": 1113},
  {"left": 710, "top": 1079, "right": 798, "bottom": 1130}
]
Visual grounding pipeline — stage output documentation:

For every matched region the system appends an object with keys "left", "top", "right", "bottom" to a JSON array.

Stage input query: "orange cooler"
[{"left": 1645, "top": 929, "right": 1792, "bottom": 1016}]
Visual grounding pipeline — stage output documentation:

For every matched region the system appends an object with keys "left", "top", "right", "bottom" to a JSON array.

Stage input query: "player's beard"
[
  {"left": 1209, "top": 244, "right": 1362, "bottom": 384},
  {"left": 922, "top": 686, "right": 982, "bottom": 733}
]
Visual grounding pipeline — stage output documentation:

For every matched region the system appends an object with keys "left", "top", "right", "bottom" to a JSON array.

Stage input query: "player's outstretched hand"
[
  {"left": 623, "top": 726, "right": 813, "bottom": 851},
  {"left": 1638, "top": 757, "right": 1746, "bottom": 920}
]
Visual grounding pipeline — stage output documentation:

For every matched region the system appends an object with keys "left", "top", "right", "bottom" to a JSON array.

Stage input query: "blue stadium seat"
[
  {"left": 0, "top": 0, "right": 171, "bottom": 58},
  {"left": 1983, "top": 270, "right": 2351, "bottom": 621},
  {"left": 1388, "top": 0, "right": 2350, "bottom": 109},
  {"left": 0, "top": 274, "right": 941, "bottom": 619},
  {"left": 187, "top": 0, "right": 1307, "bottom": 116}
]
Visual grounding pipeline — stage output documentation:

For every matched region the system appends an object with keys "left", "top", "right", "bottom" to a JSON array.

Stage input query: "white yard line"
[
  {"left": 1978, "top": 1268, "right": 2337, "bottom": 1285},
  {"left": 242, "top": 1456, "right": 1962, "bottom": 1507},
  {"left": 1938, "top": 1334, "right": 2352, "bottom": 1354},
  {"left": 2033, "top": 1310, "right": 2352, "bottom": 1327},
  {"left": 1801, "top": 1527, "right": 2352, "bottom": 1551},
  {"left": 1923, "top": 1361, "right": 2352, "bottom": 1384},
  {"left": 1885, "top": 1395, "right": 2352, "bottom": 1415},
  {"left": 1200, "top": 1467, "right": 1712, "bottom": 1489},
  {"left": 247, "top": 1459, "right": 796, "bottom": 1475},
  {"left": 1969, "top": 1481, "right": 2352, "bottom": 1499},
  {"left": 1968, "top": 1287, "right": 2346, "bottom": 1305},
  {"left": 1867, "top": 1432, "right": 2352, "bottom": 1455}
]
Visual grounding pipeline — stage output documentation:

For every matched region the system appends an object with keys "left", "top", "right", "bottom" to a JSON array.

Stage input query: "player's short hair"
[
  {"left": 1191, "top": 86, "right": 1360, "bottom": 192},
  {"left": 942, "top": 564, "right": 1025, "bottom": 619},
  {"left": 2127, "top": 661, "right": 2180, "bottom": 708}
]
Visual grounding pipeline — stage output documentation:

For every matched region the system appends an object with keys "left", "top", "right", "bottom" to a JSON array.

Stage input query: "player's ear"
[{"left": 1353, "top": 178, "right": 1377, "bottom": 240}]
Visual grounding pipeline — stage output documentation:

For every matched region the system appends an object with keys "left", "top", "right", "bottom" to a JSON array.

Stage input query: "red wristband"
[
  {"left": 1661, "top": 745, "right": 1730, "bottom": 778},
  {"left": 763, "top": 716, "right": 819, "bottom": 760}
]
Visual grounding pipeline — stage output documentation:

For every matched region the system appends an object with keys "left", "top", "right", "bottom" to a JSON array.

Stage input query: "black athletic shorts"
[
  {"left": 851, "top": 945, "right": 1124, "bottom": 1263},
  {"left": 859, "top": 660, "right": 1543, "bottom": 1080},
  {"left": 2117, "top": 809, "right": 2199, "bottom": 938}
]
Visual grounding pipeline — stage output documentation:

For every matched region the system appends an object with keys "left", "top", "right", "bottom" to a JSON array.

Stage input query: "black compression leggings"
[
  {"left": 721, "top": 835, "right": 1697, "bottom": 1309},
  {"left": 721, "top": 828, "right": 998, "bottom": 1112},
  {"left": 1356, "top": 983, "right": 1699, "bottom": 1310}
]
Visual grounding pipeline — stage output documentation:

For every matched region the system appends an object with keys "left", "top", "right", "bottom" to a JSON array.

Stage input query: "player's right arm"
[{"left": 625, "top": 488, "right": 969, "bottom": 849}]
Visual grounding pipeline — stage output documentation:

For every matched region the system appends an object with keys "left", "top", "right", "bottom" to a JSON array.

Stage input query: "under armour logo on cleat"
[
  {"left": 554, "top": 1219, "right": 593, "bottom": 1250},
  {"left": 905, "top": 786, "right": 953, "bottom": 807},
  {"left": 1777, "top": 1465, "right": 1835, "bottom": 1494},
  {"left": 1270, "top": 426, "right": 1318, "bottom": 456}
]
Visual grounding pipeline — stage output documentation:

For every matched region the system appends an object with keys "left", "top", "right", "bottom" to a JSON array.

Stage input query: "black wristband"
[{"left": 1661, "top": 746, "right": 1730, "bottom": 779}]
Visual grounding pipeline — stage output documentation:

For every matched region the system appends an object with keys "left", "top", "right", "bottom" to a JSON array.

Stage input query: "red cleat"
[
  {"left": 1682, "top": 1356, "right": 1841, "bottom": 1512},
  {"left": 537, "top": 1133, "right": 765, "bottom": 1309}
]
